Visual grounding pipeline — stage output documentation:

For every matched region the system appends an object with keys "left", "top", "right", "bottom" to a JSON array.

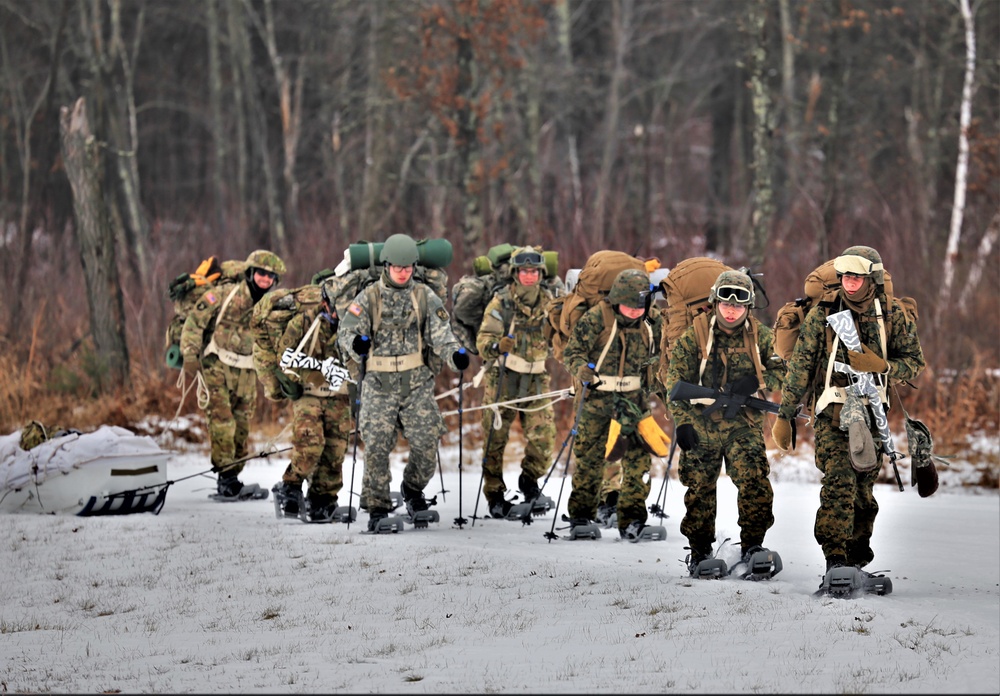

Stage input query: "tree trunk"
[
  {"left": 226, "top": 0, "right": 248, "bottom": 233},
  {"left": 936, "top": 0, "right": 976, "bottom": 325},
  {"left": 360, "top": 0, "right": 384, "bottom": 239},
  {"left": 59, "top": 97, "right": 130, "bottom": 391},
  {"left": 207, "top": 0, "right": 227, "bottom": 236},
  {"left": 456, "top": 24, "right": 483, "bottom": 253},
  {"left": 746, "top": 0, "right": 773, "bottom": 268},
  {"left": 554, "top": 0, "right": 583, "bottom": 239}
]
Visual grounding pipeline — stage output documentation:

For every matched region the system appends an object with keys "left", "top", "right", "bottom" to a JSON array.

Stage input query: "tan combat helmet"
[{"left": 834, "top": 245, "right": 884, "bottom": 285}]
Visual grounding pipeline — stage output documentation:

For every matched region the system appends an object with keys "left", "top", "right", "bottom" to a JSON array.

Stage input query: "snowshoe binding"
[
  {"left": 596, "top": 493, "right": 618, "bottom": 529},
  {"left": 364, "top": 509, "right": 406, "bottom": 534},
  {"left": 560, "top": 514, "right": 602, "bottom": 540},
  {"left": 488, "top": 498, "right": 515, "bottom": 520},
  {"left": 272, "top": 482, "right": 304, "bottom": 519},
  {"left": 620, "top": 521, "right": 667, "bottom": 543},
  {"left": 686, "top": 547, "right": 728, "bottom": 579},
  {"left": 210, "top": 475, "right": 269, "bottom": 502},
  {"left": 401, "top": 483, "right": 440, "bottom": 529},
  {"left": 389, "top": 490, "right": 405, "bottom": 512},
  {"left": 300, "top": 494, "right": 357, "bottom": 524},
  {"left": 731, "top": 545, "right": 783, "bottom": 580},
  {"left": 816, "top": 565, "right": 893, "bottom": 598}
]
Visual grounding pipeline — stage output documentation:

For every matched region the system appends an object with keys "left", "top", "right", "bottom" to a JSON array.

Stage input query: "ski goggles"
[
  {"left": 714, "top": 285, "right": 753, "bottom": 305},
  {"left": 834, "top": 254, "right": 883, "bottom": 277},
  {"left": 511, "top": 250, "right": 545, "bottom": 267},
  {"left": 252, "top": 268, "right": 279, "bottom": 282}
]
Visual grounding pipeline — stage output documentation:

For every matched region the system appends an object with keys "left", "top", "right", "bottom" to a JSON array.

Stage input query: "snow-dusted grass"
[{"left": 1, "top": 434, "right": 997, "bottom": 694}]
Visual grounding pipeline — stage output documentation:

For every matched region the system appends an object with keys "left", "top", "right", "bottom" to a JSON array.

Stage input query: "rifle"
[
  {"left": 826, "top": 309, "right": 905, "bottom": 490},
  {"left": 668, "top": 381, "right": 809, "bottom": 422}
]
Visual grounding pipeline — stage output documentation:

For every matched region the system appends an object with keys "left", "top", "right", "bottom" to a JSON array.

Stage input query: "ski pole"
[
  {"left": 540, "top": 368, "right": 593, "bottom": 541},
  {"left": 471, "top": 346, "right": 510, "bottom": 527},
  {"left": 453, "top": 363, "right": 468, "bottom": 528},
  {"left": 344, "top": 346, "right": 367, "bottom": 530},
  {"left": 648, "top": 427, "right": 678, "bottom": 519}
]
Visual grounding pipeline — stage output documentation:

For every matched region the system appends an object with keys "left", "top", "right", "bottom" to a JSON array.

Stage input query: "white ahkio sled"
[{"left": 0, "top": 425, "right": 173, "bottom": 516}]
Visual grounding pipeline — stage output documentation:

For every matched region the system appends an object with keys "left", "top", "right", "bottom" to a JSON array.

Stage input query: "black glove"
[
  {"left": 352, "top": 335, "right": 371, "bottom": 356},
  {"left": 675, "top": 423, "right": 700, "bottom": 451},
  {"left": 730, "top": 375, "right": 760, "bottom": 396},
  {"left": 452, "top": 348, "right": 470, "bottom": 371},
  {"left": 275, "top": 371, "right": 304, "bottom": 401}
]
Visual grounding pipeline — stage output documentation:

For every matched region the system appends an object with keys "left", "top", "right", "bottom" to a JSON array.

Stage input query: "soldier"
[
  {"left": 337, "top": 233, "right": 468, "bottom": 531},
  {"left": 772, "top": 245, "right": 924, "bottom": 575},
  {"left": 475, "top": 246, "right": 558, "bottom": 518},
  {"left": 662, "top": 269, "right": 786, "bottom": 575},
  {"left": 271, "top": 283, "right": 353, "bottom": 522},
  {"left": 181, "top": 249, "right": 286, "bottom": 499},
  {"left": 562, "top": 268, "right": 666, "bottom": 539}
]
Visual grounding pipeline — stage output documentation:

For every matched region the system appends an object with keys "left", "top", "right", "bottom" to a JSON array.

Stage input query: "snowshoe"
[
  {"left": 300, "top": 496, "right": 357, "bottom": 524},
  {"left": 364, "top": 510, "right": 406, "bottom": 534},
  {"left": 731, "top": 546, "right": 783, "bottom": 580},
  {"left": 406, "top": 509, "right": 440, "bottom": 528},
  {"left": 816, "top": 565, "right": 891, "bottom": 598},
  {"left": 389, "top": 490, "right": 404, "bottom": 512},
  {"left": 401, "top": 483, "right": 439, "bottom": 529},
  {"left": 560, "top": 514, "right": 602, "bottom": 540},
  {"left": 621, "top": 522, "right": 667, "bottom": 543},
  {"left": 209, "top": 482, "right": 269, "bottom": 502},
  {"left": 489, "top": 498, "right": 515, "bottom": 520},
  {"left": 272, "top": 482, "right": 304, "bottom": 519},
  {"left": 507, "top": 493, "right": 554, "bottom": 521},
  {"left": 861, "top": 570, "right": 893, "bottom": 596},
  {"left": 686, "top": 548, "right": 728, "bottom": 579}
]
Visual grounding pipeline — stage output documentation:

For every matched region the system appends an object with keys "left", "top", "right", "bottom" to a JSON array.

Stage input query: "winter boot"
[
  {"left": 488, "top": 497, "right": 514, "bottom": 520},
  {"left": 686, "top": 546, "right": 727, "bottom": 579},
  {"left": 596, "top": 491, "right": 619, "bottom": 528},
  {"left": 272, "top": 481, "right": 304, "bottom": 519},
  {"left": 517, "top": 473, "right": 554, "bottom": 516},
  {"left": 366, "top": 508, "right": 403, "bottom": 534},
  {"left": 217, "top": 472, "right": 244, "bottom": 499},
  {"left": 621, "top": 520, "right": 667, "bottom": 542},
  {"left": 303, "top": 492, "right": 347, "bottom": 523},
  {"left": 736, "top": 544, "right": 783, "bottom": 580}
]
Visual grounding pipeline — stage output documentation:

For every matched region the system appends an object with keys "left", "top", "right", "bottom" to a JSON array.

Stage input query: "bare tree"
[
  {"left": 936, "top": 0, "right": 977, "bottom": 325},
  {"left": 59, "top": 97, "right": 130, "bottom": 391},
  {"left": 745, "top": 0, "right": 773, "bottom": 268}
]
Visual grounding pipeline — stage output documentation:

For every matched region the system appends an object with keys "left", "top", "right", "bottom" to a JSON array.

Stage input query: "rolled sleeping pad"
[
  {"left": 348, "top": 237, "right": 454, "bottom": 270},
  {"left": 165, "top": 344, "right": 183, "bottom": 369},
  {"left": 486, "top": 243, "right": 515, "bottom": 269}
]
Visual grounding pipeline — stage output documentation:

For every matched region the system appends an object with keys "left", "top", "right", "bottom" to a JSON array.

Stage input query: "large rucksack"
[
  {"left": 547, "top": 250, "right": 650, "bottom": 363},
  {"left": 657, "top": 257, "right": 733, "bottom": 357},
  {"left": 251, "top": 283, "right": 324, "bottom": 401},
  {"left": 164, "top": 256, "right": 246, "bottom": 368},
  {"left": 772, "top": 259, "right": 917, "bottom": 362},
  {"left": 450, "top": 243, "right": 563, "bottom": 354}
]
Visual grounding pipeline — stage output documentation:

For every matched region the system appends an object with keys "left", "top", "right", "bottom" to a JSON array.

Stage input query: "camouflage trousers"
[
  {"left": 677, "top": 418, "right": 774, "bottom": 555},
  {"left": 479, "top": 368, "right": 556, "bottom": 501},
  {"left": 568, "top": 394, "right": 652, "bottom": 533},
  {"left": 201, "top": 356, "right": 257, "bottom": 475},
  {"left": 358, "top": 369, "right": 446, "bottom": 512},
  {"left": 282, "top": 394, "right": 351, "bottom": 501},
  {"left": 813, "top": 415, "right": 881, "bottom": 566}
]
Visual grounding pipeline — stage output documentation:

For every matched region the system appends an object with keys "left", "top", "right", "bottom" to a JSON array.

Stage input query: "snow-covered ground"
[{"left": 1, "top": 429, "right": 997, "bottom": 694}]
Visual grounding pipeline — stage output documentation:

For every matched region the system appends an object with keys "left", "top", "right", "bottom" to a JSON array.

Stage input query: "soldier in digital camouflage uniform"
[
  {"left": 771, "top": 246, "right": 924, "bottom": 572},
  {"left": 662, "top": 269, "right": 786, "bottom": 573},
  {"left": 563, "top": 268, "right": 665, "bottom": 539},
  {"left": 475, "top": 247, "right": 558, "bottom": 518},
  {"left": 337, "top": 233, "right": 468, "bottom": 531},
  {"left": 271, "top": 283, "right": 353, "bottom": 521},
  {"left": 181, "top": 249, "right": 286, "bottom": 498}
]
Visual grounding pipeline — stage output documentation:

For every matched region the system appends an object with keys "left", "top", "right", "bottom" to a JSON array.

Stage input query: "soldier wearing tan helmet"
[
  {"left": 663, "top": 268, "right": 786, "bottom": 578},
  {"left": 772, "top": 245, "right": 924, "bottom": 585},
  {"left": 181, "top": 249, "right": 286, "bottom": 499}
]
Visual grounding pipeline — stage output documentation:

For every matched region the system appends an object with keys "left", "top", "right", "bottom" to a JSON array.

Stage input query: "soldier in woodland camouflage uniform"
[
  {"left": 271, "top": 284, "right": 353, "bottom": 521},
  {"left": 772, "top": 246, "right": 924, "bottom": 572},
  {"left": 662, "top": 270, "right": 786, "bottom": 572},
  {"left": 475, "top": 247, "right": 557, "bottom": 517},
  {"left": 180, "top": 249, "right": 286, "bottom": 498},
  {"left": 563, "top": 268, "right": 664, "bottom": 539},
  {"left": 338, "top": 234, "right": 468, "bottom": 531}
]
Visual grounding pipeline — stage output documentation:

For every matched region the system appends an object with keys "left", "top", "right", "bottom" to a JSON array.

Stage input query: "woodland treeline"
[{"left": 0, "top": 0, "right": 997, "bottom": 418}]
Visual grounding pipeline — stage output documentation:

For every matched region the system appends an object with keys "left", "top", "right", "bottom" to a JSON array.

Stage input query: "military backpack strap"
[{"left": 594, "top": 303, "right": 618, "bottom": 374}]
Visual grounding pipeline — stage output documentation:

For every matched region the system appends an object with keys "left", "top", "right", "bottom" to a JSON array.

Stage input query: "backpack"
[
  {"left": 772, "top": 259, "right": 918, "bottom": 362},
  {"left": 657, "top": 257, "right": 733, "bottom": 357},
  {"left": 164, "top": 256, "right": 246, "bottom": 368},
  {"left": 450, "top": 243, "right": 563, "bottom": 354},
  {"left": 250, "top": 283, "right": 324, "bottom": 400},
  {"left": 547, "top": 250, "right": 648, "bottom": 363}
]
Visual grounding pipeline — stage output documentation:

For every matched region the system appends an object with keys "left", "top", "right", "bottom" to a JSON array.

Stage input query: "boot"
[
  {"left": 216, "top": 472, "right": 244, "bottom": 498},
  {"left": 488, "top": 497, "right": 513, "bottom": 519},
  {"left": 596, "top": 491, "right": 619, "bottom": 526},
  {"left": 518, "top": 473, "right": 541, "bottom": 501},
  {"left": 306, "top": 492, "right": 338, "bottom": 522},
  {"left": 274, "top": 481, "right": 303, "bottom": 516},
  {"left": 367, "top": 508, "right": 389, "bottom": 532},
  {"left": 401, "top": 481, "right": 429, "bottom": 517},
  {"left": 826, "top": 554, "right": 848, "bottom": 571}
]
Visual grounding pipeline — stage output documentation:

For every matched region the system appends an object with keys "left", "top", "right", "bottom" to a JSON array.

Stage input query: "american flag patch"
[
  {"left": 205, "top": 292, "right": 218, "bottom": 304},
  {"left": 347, "top": 303, "right": 362, "bottom": 317}
]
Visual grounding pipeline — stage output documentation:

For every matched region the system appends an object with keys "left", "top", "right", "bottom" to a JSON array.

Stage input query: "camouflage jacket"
[
  {"left": 180, "top": 279, "right": 257, "bottom": 361},
  {"left": 476, "top": 285, "right": 553, "bottom": 365},
  {"left": 663, "top": 315, "right": 785, "bottom": 429},
  {"left": 563, "top": 302, "right": 663, "bottom": 407},
  {"left": 777, "top": 295, "right": 924, "bottom": 422},
  {"left": 338, "top": 277, "right": 463, "bottom": 371}
]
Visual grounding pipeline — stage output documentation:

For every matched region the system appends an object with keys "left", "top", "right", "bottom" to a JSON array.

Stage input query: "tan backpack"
[
  {"left": 547, "top": 250, "right": 649, "bottom": 362},
  {"left": 658, "top": 257, "right": 733, "bottom": 357}
]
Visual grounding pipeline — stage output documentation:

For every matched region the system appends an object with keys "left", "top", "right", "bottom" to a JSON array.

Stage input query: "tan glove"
[
  {"left": 637, "top": 415, "right": 672, "bottom": 456},
  {"left": 182, "top": 354, "right": 201, "bottom": 380},
  {"left": 847, "top": 345, "right": 888, "bottom": 374},
  {"left": 576, "top": 363, "right": 598, "bottom": 385},
  {"left": 771, "top": 418, "right": 793, "bottom": 452},
  {"left": 498, "top": 335, "right": 515, "bottom": 355}
]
